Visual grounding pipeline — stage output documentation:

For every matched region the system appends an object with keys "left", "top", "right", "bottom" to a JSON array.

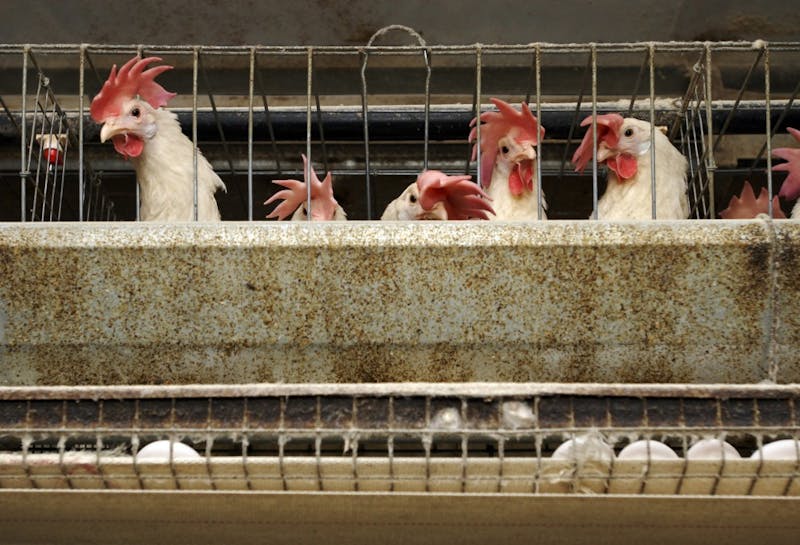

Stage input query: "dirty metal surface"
[{"left": 0, "top": 220, "right": 796, "bottom": 386}]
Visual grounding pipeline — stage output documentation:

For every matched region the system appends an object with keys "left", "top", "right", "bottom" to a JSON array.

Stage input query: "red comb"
[
  {"left": 571, "top": 113, "right": 624, "bottom": 173},
  {"left": 772, "top": 127, "right": 800, "bottom": 201},
  {"left": 719, "top": 181, "right": 786, "bottom": 219},
  {"left": 416, "top": 170, "right": 495, "bottom": 220},
  {"left": 265, "top": 155, "right": 338, "bottom": 220},
  {"left": 469, "top": 98, "right": 544, "bottom": 188},
  {"left": 90, "top": 56, "right": 176, "bottom": 123}
]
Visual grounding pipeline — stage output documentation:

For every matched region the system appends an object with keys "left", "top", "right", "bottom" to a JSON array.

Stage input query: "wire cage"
[
  {"left": 0, "top": 383, "right": 798, "bottom": 496},
  {"left": 1, "top": 30, "right": 798, "bottom": 222}
]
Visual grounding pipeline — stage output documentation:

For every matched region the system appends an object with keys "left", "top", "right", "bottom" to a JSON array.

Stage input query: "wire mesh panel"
[
  {"left": 0, "top": 384, "right": 797, "bottom": 496},
  {"left": 0, "top": 37, "right": 798, "bottom": 221}
]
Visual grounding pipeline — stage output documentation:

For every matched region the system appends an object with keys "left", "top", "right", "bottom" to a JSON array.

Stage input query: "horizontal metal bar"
[
  {"left": 3, "top": 104, "right": 795, "bottom": 147},
  {"left": 1, "top": 41, "right": 799, "bottom": 56},
  {"left": 1, "top": 382, "right": 798, "bottom": 400}
]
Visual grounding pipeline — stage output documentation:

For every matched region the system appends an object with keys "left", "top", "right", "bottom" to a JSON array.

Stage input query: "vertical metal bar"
[
  {"left": 591, "top": 44, "right": 598, "bottom": 220},
  {"left": 241, "top": 398, "right": 253, "bottom": 491},
  {"left": 40, "top": 93, "right": 57, "bottom": 220},
  {"left": 465, "top": 79, "right": 478, "bottom": 175},
  {"left": 388, "top": 396, "right": 395, "bottom": 493},
  {"left": 475, "top": 46, "right": 482, "bottom": 188},
  {"left": 360, "top": 49, "right": 372, "bottom": 219},
  {"left": 79, "top": 46, "right": 85, "bottom": 221},
  {"left": 31, "top": 78, "right": 46, "bottom": 221},
  {"left": 764, "top": 44, "right": 773, "bottom": 218},
  {"left": 20, "top": 47, "right": 28, "bottom": 222},
  {"left": 649, "top": 44, "right": 657, "bottom": 219},
  {"left": 314, "top": 93, "right": 329, "bottom": 174},
  {"left": 460, "top": 398, "right": 468, "bottom": 494},
  {"left": 192, "top": 47, "right": 199, "bottom": 222},
  {"left": 248, "top": 47, "right": 255, "bottom": 221},
  {"left": 315, "top": 397, "right": 323, "bottom": 491},
  {"left": 57, "top": 131, "right": 68, "bottom": 220},
  {"left": 306, "top": 48, "right": 313, "bottom": 222},
  {"left": 705, "top": 44, "right": 716, "bottom": 219},
  {"left": 49, "top": 112, "right": 63, "bottom": 220},
  {"left": 312, "top": 54, "right": 329, "bottom": 174},
  {"left": 535, "top": 44, "right": 543, "bottom": 220},
  {"left": 423, "top": 48, "right": 431, "bottom": 171}
]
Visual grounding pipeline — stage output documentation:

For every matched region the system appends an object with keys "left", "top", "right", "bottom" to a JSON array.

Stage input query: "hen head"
[
  {"left": 773, "top": 127, "right": 800, "bottom": 201},
  {"left": 719, "top": 181, "right": 786, "bottom": 219},
  {"left": 572, "top": 114, "right": 654, "bottom": 181},
  {"left": 469, "top": 98, "right": 544, "bottom": 195},
  {"left": 265, "top": 155, "right": 343, "bottom": 221},
  {"left": 393, "top": 171, "right": 495, "bottom": 220},
  {"left": 90, "top": 56, "right": 176, "bottom": 159}
]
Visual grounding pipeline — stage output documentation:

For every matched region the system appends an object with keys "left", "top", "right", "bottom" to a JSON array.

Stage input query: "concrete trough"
[{"left": 0, "top": 220, "right": 796, "bottom": 385}]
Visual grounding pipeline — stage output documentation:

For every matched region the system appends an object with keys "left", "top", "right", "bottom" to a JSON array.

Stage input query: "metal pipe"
[
  {"left": 475, "top": 45, "right": 482, "bottom": 189},
  {"left": 78, "top": 46, "right": 85, "bottom": 221},
  {"left": 306, "top": 48, "right": 313, "bottom": 222},
  {"left": 248, "top": 47, "right": 255, "bottom": 221},
  {"left": 764, "top": 44, "right": 773, "bottom": 218},
  {"left": 535, "top": 44, "right": 543, "bottom": 220},
  {"left": 590, "top": 44, "right": 598, "bottom": 220},
  {"left": 648, "top": 43, "right": 657, "bottom": 220},
  {"left": 192, "top": 47, "right": 199, "bottom": 221},
  {"left": 704, "top": 43, "right": 716, "bottom": 219},
  {"left": 360, "top": 49, "right": 372, "bottom": 219}
]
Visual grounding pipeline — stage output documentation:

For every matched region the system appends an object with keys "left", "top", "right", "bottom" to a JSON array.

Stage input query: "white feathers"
[
  {"left": 596, "top": 118, "right": 689, "bottom": 220},
  {"left": 132, "top": 108, "right": 226, "bottom": 221},
  {"left": 486, "top": 159, "right": 547, "bottom": 221}
]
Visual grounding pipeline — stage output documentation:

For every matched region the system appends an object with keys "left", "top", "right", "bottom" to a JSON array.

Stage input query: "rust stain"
[{"left": 0, "top": 222, "right": 793, "bottom": 386}]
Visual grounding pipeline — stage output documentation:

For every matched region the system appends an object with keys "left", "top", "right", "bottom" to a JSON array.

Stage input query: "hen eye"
[
  {"left": 501, "top": 145, "right": 509, "bottom": 154},
  {"left": 131, "top": 107, "right": 141, "bottom": 118},
  {"left": 409, "top": 194, "right": 417, "bottom": 203},
  {"left": 624, "top": 128, "right": 634, "bottom": 137}
]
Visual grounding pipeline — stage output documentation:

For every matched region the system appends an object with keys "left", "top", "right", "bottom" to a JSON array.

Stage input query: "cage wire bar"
[
  {"left": 0, "top": 383, "right": 797, "bottom": 495},
  {"left": 1, "top": 39, "right": 797, "bottom": 222}
]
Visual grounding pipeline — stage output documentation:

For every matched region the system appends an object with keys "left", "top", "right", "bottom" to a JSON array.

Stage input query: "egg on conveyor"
[
  {"left": 551, "top": 433, "right": 615, "bottom": 463},
  {"left": 135, "top": 440, "right": 202, "bottom": 462},
  {"left": 686, "top": 439, "right": 741, "bottom": 460},
  {"left": 750, "top": 439, "right": 800, "bottom": 461},
  {"left": 617, "top": 440, "right": 679, "bottom": 460}
]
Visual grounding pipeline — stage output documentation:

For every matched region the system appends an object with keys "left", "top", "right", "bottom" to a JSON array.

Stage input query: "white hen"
[
  {"left": 469, "top": 98, "right": 547, "bottom": 220},
  {"left": 572, "top": 114, "right": 688, "bottom": 220},
  {"left": 91, "top": 56, "right": 226, "bottom": 221},
  {"left": 265, "top": 155, "right": 346, "bottom": 221},
  {"left": 381, "top": 171, "right": 494, "bottom": 221}
]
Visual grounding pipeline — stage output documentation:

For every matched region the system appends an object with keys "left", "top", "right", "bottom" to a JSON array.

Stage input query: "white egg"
[
  {"left": 750, "top": 439, "right": 800, "bottom": 461},
  {"left": 501, "top": 401, "right": 535, "bottom": 429},
  {"left": 430, "top": 407, "right": 462, "bottom": 430},
  {"left": 135, "top": 440, "right": 201, "bottom": 462},
  {"left": 617, "top": 440, "right": 679, "bottom": 460},
  {"left": 686, "top": 439, "right": 741, "bottom": 460},
  {"left": 551, "top": 433, "right": 615, "bottom": 463}
]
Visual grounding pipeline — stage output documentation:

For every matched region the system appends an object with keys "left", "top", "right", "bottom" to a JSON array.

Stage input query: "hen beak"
[
  {"left": 595, "top": 141, "right": 615, "bottom": 163},
  {"left": 416, "top": 201, "right": 448, "bottom": 220},
  {"left": 510, "top": 142, "right": 537, "bottom": 164},
  {"left": 100, "top": 118, "right": 136, "bottom": 143}
]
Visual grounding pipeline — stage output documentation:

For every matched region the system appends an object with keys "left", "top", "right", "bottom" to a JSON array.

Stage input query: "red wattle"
[
  {"left": 508, "top": 161, "right": 534, "bottom": 196},
  {"left": 112, "top": 134, "right": 144, "bottom": 159},
  {"left": 607, "top": 153, "right": 638, "bottom": 181}
]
